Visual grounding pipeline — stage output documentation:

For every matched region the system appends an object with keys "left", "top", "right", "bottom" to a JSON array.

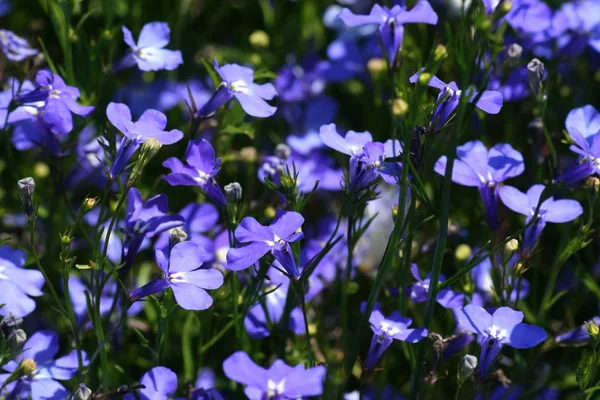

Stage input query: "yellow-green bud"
[
  {"left": 20, "top": 359, "right": 37, "bottom": 375},
  {"left": 367, "top": 58, "right": 387, "bottom": 78},
  {"left": 418, "top": 72, "right": 432, "bottom": 85},
  {"left": 34, "top": 162, "right": 50, "bottom": 179},
  {"left": 249, "top": 30, "right": 270, "bottom": 48},
  {"left": 505, "top": 238, "right": 519, "bottom": 253},
  {"left": 455, "top": 244, "right": 472, "bottom": 263},
  {"left": 586, "top": 321, "right": 600, "bottom": 339},
  {"left": 501, "top": 0, "right": 512, "bottom": 13},
  {"left": 265, "top": 206, "right": 276, "bottom": 219},
  {"left": 61, "top": 235, "right": 72, "bottom": 245},
  {"left": 391, "top": 99, "right": 409, "bottom": 116},
  {"left": 586, "top": 176, "right": 600, "bottom": 192},
  {"left": 514, "top": 262, "right": 525, "bottom": 275},
  {"left": 433, "top": 44, "right": 448, "bottom": 62},
  {"left": 82, "top": 197, "right": 98, "bottom": 212},
  {"left": 392, "top": 204, "right": 399, "bottom": 218},
  {"left": 240, "top": 147, "right": 258, "bottom": 163}
]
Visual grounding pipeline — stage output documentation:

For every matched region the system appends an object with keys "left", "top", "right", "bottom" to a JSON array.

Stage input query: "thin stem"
[
  {"left": 340, "top": 214, "right": 354, "bottom": 351},
  {"left": 296, "top": 281, "right": 313, "bottom": 366}
]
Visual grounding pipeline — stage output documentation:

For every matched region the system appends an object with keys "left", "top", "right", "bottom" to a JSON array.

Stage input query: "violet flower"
[
  {"left": 556, "top": 317, "right": 600, "bottom": 345},
  {"left": 406, "top": 264, "right": 464, "bottom": 309},
  {"left": 504, "top": 0, "right": 553, "bottom": 34},
  {"left": 409, "top": 72, "right": 503, "bottom": 131},
  {"left": 226, "top": 211, "right": 305, "bottom": 278},
  {"left": 122, "top": 188, "right": 185, "bottom": 269},
  {"left": 455, "top": 304, "right": 546, "bottom": 376},
  {"left": 106, "top": 102, "right": 183, "bottom": 178},
  {"left": 117, "top": 21, "right": 183, "bottom": 71},
  {"left": 499, "top": 184, "right": 583, "bottom": 253},
  {"left": 338, "top": 2, "right": 438, "bottom": 66},
  {"left": 222, "top": 351, "right": 326, "bottom": 398},
  {"left": 0, "top": 245, "right": 44, "bottom": 318},
  {"left": 130, "top": 241, "right": 223, "bottom": 310},
  {"left": 16, "top": 70, "right": 94, "bottom": 135},
  {"left": 0, "top": 29, "right": 38, "bottom": 62},
  {"left": 555, "top": 105, "right": 600, "bottom": 185},
  {"left": 435, "top": 140, "right": 524, "bottom": 229},
  {"left": 362, "top": 302, "right": 428, "bottom": 371},
  {"left": 123, "top": 366, "right": 179, "bottom": 400},
  {"left": 197, "top": 59, "right": 277, "bottom": 118},
  {"left": 0, "top": 330, "right": 89, "bottom": 400},
  {"left": 163, "top": 139, "right": 227, "bottom": 206}
]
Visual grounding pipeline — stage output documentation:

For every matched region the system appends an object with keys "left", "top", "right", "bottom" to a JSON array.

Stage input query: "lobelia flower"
[
  {"left": 409, "top": 72, "right": 503, "bottom": 131},
  {"left": 226, "top": 211, "right": 304, "bottom": 279},
  {"left": 469, "top": 251, "right": 530, "bottom": 304},
  {"left": 0, "top": 330, "right": 89, "bottom": 400},
  {"left": 222, "top": 351, "right": 326, "bottom": 399},
  {"left": 406, "top": 264, "right": 464, "bottom": 309},
  {"left": 455, "top": 304, "right": 546, "bottom": 376},
  {"left": 338, "top": 2, "right": 438, "bottom": 66},
  {"left": 116, "top": 21, "right": 183, "bottom": 71},
  {"left": 123, "top": 367, "right": 179, "bottom": 400},
  {"left": 129, "top": 241, "right": 223, "bottom": 310},
  {"left": 499, "top": 184, "right": 583, "bottom": 253},
  {"left": 275, "top": 54, "right": 326, "bottom": 103},
  {"left": 556, "top": 316, "right": 600, "bottom": 345},
  {"left": 362, "top": 302, "right": 428, "bottom": 371},
  {"left": 106, "top": 102, "right": 183, "bottom": 178},
  {"left": 163, "top": 139, "right": 227, "bottom": 206},
  {"left": 504, "top": 0, "right": 553, "bottom": 34},
  {"left": 434, "top": 140, "right": 524, "bottom": 229},
  {"left": 191, "top": 368, "right": 224, "bottom": 400},
  {"left": 319, "top": 123, "right": 403, "bottom": 191},
  {"left": 0, "top": 245, "right": 44, "bottom": 318},
  {"left": 16, "top": 70, "right": 94, "bottom": 135},
  {"left": 555, "top": 105, "right": 600, "bottom": 185},
  {"left": 121, "top": 188, "right": 185, "bottom": 269},
  {"left": 0, "top": 29, "right": 38, "bottom": 62},
  {"left": 196, "top": 59, "right": 277, "bottom": 119}
]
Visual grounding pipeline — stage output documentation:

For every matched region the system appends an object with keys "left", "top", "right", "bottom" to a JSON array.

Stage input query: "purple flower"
[
  {"left": 455, "top": 304, "right": 546, "bottom": 376},
  {"left": 226, "top": 211, "right": 305, "bottom": 278},
  {"left": 163, "top": 139, "right": 226, "bottom": 206},
  {"left": 16, "top": 70, "right": 94, "bottom": 135},
  {"left": 117, "top": 22, "right": 183, "bottom": 71},
  {"left": 123, "top": 366, "right": 178, "bottom": 400},
  {"left": 406, "top": 264, "right": 464, "bottom": 309},
  {"left": 362, "top": 302, "right": 427, "bottom": 371},
  {"left": 122, "top": 188, "right": 185, "bottom": 268},
  {"left": 0, "top": 245, "right": 44, "bottom": 317},
  {"left": 197, "top": 59, "right": 277, "bottom": 118},
  {"left": 0, "top": 29, "right": 38, "bottom": 62},
  {"left": 106, "top": 102, "right": 183, "bottom": 178},
  {"left": 556, "top": 316, "right": 600, "bottom": 345},
  {"left": 130, "top": 241, "right": 223, "bottom": 310},
  {"left": 275, "top": 54, "right": 326, "bottom": 103},
  {"left": 222, "top": 351, "right": 326, "bottom": 398},
  {"left": 435, "top": 140, "right": 524, "bottom": 229},
  {"left": 338, "top": 2, "right": 438, "bottom": 66},
  {"left": 499, "top": 184, "right": 583, "bottom": 252},
  {"left": 469, "top": 253, "right": 530, "bottom": 303},
  {"left": 0, "top": 330, "right": 89, "bottom": 400},
  {"left": 409, "top": 72, "right": 503, "bottom": 131},
  {"left": 191, "top": 368, "right": 224, "bottom": 400},
  {"left": 504, "top": 0, "right": 553, "bottom": 34},
  {"left": 555, "top": 105, "right": 600, "bottom": 184}
]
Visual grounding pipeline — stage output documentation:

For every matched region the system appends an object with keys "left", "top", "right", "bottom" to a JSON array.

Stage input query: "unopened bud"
[
  {"left": 224, "top": 182, "right": 242, "bottom": 203},
  {"left": 2, "top": 313, "right": 23, "bottom": 330},
  {"left": 130, "top": 138, "right": 162, "bottom": 184},
  {"left": 392, "top": 204, "right": 399, "bottom": 217},
  {"left": 391, "top": 99, "right": 409, "bottom": 116},
  {"left": 527, "top": 58, "right": 545, "bottom": 95},
  {"left": 18, "top": 177, "right": 35, "bottom": 217},
  {"left": 514, "top": 262, "right": 525, "bottom": 275},
  {"left": 459, "top": 354, "right": 478, "bottom": 380},
  {"left": 585, "top": 321, "right": 600, "bottom": 339},
  {"left": 500, "top": 0, "right": 512, "bottom": 13},
  {"left": 61, "top": 234, "right": 73, "bottom": 245},
  {"left": 169, "top": 227, "right": 188, "bottom": 246},
  {"left": 586, "top": 176, "right": 600, "bottom": 192},
  {"left": 505, "top": 238, "right": 519, "bottom": 253},
  {"left": 433, "top": 44, "right": 448, "bottom": 62},
  {"left": 19, "top": 359, "right": 37, "bottom": 375},
  {"left": 74, "top": 383, "right": 92, "bottom": 400},
  {"left": 240, "top": 147, "right": 258, "bottom": 163},
  {"left": 455, "top": 244, "right": 472, "bottom": 263},
  {"left": 265, "top": 206, "right": 276, "bottom": 219},
  {"left": 367, "top": 58, "right": 387, "bottom": 78},
  {"left": 506, "top": 43, "right": 522, "bottom": 63},
  {"left": 275, "top": 143, "right": 291, "bottom": 160},
  {"left": 249, "top": 30, "right": 270, "bottom": 48},
  {"left": 82, "top": 197, "right": 97, "bottom": 212},
  {"left": 8, "top": 329, "right": 26, "bottom": 350},
  {"left": 417, "top": 72, "right": 432, "bottom": 85}
]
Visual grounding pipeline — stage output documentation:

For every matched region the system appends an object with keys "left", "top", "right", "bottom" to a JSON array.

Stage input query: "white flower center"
[
  {"left": 169, "top": 272, "right": 187, "bottom": 283},
  {"left": 267, "top": 378, "right": 286, "bottom": 398},
  {"left": 0, "top": 266, "right": 8, "bottom": 280},
  {"left": 380, "top": 321, "right": 400, "bottom": 337},
  {"left": 486, "top": 325, "right": 506, "bottom": 341},
  {"left": 229, "top": 80, "right": 251, "bottom": 94},
  {"left": 194, "top": 170, "right": 210, "bottom": 185}
]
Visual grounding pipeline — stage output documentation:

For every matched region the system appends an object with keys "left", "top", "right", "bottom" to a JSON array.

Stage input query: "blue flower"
[
  {"left": 0, "top": 245, "right": 44, "bottom": 318},
  {"left": 0, "top": 29, "right": 38, "bottom": 62},
  {"left": 123, "top": 366, "right": 179, "bottom": 400}
]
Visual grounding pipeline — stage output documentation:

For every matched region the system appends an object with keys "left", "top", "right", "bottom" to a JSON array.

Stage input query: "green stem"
[
  {"left": 296, "top": 281, "right": 313, "bottom": 366},
  {"left": 340, "top": 214, "right": 354, "bottom": 351}
]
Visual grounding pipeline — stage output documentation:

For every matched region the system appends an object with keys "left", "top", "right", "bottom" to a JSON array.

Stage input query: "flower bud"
[
  {"left": 391, "top": 99, "right": 409, "bottom": 116},
  {"left": 82, "top": 197, "right": 98, "bottom": 212},
  {"left": 169, "top": 227, "right": 188, "bottom": 247},
  {"left": 130, "top": 138, "right": 162, "bottom": 185},
  {"left": 224, "top": 182, "right": 243, "bottom": 203},
  {"left": 585, "top": 320, "right": 600, "bottom": 339},
  {"left": 73, "top": 383, "right": 92, "bottom": 400},
  {"left": 586, "top": 176, "right": 600, "bottom": 192},
  {"left": 8, "top": 329, "right": 26, "bottom": 350},
  {"left": 275, "top": 143, "right": 291, "bottom": 160},
  {"left": 19, "top": 359, "right": 37, "bottom": 375},
  {"left": 505, "top": 238, "right": 519, "bottom": 253},
  {"left": 240, "top": 146, "right": 258, "bottom": 163},
  {"left": 2, "top": 313, "right": 23, "bottom": 330},
  {"left": 249, "top": 30, "right": 270, "bottom": 48},
  {"left": 459, "top": 354, "right": 478, "bottom": 380},
  {"left": 18, "top": 177, "right": 35, "bottom": 217},
  {"left": 455, "top": 244, "right": 472, "bottom": 263},
  {"left": 500, "top": 0, "right": 512, "bottom": 13},
  {"left": 433, "top": 44, "right": 448, "bottom": 62},
  {"left": 527, "top": 58, "right": 545, "bottom": 95},
  {"left": 33, "top": 162, "right": 50, "bottom": 179},
  {"left": 367, "top": 58, "right": 387, "bottom": 79},
  {"left": 417, "top": 72, "right": 432, "bottom": 85},
  {"left": 506, "top": 43, "right": 522, "bottom": 63}
]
